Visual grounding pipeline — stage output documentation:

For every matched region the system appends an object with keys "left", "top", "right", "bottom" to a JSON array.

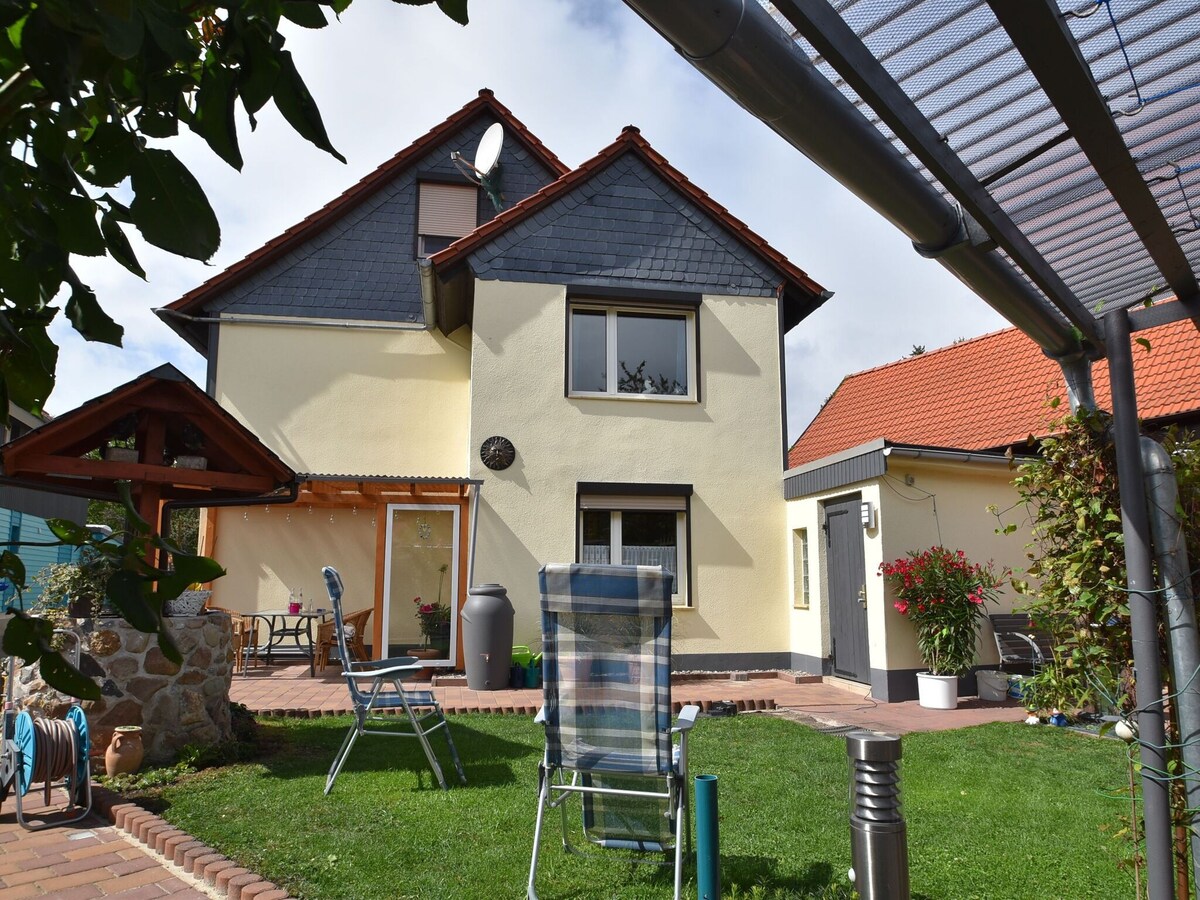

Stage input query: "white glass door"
[{"left": 381, "top": 504, "right": 459, "bottom": 665}]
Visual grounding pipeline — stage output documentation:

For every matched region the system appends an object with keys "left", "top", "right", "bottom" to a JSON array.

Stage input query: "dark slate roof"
[
  {"left": 431, "top": 127, "right": 829, "bottom": 331},
  {"left": 159, "top": 90, "right": 567, "bottom": 354}
]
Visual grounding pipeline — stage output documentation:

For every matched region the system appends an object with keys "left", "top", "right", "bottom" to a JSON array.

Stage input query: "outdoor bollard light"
[
  {"left": 846, "top": 731, "right": 909, "bottom": 900},
  {"left": 695, "top": 774, "right": 721, "bottom": 899}
]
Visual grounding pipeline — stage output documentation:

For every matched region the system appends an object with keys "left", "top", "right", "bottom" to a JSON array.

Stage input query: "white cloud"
[{"left": 48, "top": 0, "right": 1009, "bottom": 442}]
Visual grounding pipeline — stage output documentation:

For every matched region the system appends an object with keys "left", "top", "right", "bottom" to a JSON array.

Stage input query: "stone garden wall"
[{"left": 14, "top": 612, "right": 234, "bottom": 765}]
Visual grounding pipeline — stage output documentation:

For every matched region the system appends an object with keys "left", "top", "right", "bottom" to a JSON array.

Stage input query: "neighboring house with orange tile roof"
[
  {"left": 782, "top": 312, "right": 1200, "bottom": 701},
  {"left": 157, "top": 91, "right": 830, "bottom": 672}
]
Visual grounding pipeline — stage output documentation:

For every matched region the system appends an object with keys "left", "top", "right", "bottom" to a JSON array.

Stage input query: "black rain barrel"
[{"left": 462, "top": 583, "right": 515, "bottom": 690}]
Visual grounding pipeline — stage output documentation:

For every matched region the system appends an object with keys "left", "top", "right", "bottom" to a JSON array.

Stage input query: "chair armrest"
[
  {"left": 1011, "top": 633, "right": 1045, "bottom": 664},
  {"left": 671, "top": 705, "right": 700, "bottom": 733},
  {"left": 342, "top": 661, "right": 422, "bottom": 680},
  {"left": 351, "top": 655, "right": 419, "bottom": 668}
]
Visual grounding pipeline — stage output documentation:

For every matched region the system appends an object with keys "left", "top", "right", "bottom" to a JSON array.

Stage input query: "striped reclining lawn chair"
[
  {"left": 321, "top": 566, "right": 465, "bottom": 794},
  {"left": 989, "top": 613, "right": 1054, "bottom": 673},
  {"left": 528, "top": 564, "right": 699, "bottom": 900}
]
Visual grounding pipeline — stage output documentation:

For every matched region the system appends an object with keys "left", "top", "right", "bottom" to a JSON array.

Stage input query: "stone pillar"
[{"left": 14, "top": 613, "right": 234, "bottom": 765}]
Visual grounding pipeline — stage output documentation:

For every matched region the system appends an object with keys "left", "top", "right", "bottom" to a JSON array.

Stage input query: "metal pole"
[
  {"left": 695, "top": 774, "right": 720, "bottom": 899},
  {"left": 846, "top": 732, "right": 909, "bottom": 900},
  {"left": 1142, "top": 436, "right": 1200, "bottom": 890},
  {"left": 1107, "top": 308, "right": 1175, "bottom": 900}
]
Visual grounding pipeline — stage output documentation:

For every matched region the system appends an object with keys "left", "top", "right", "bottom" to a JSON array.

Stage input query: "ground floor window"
[
  {"left": 577, "top": 485, "right": 691, "bottom": 606},
  {"left": 792, "top": 528, "right": 810, "bottom": 608}
]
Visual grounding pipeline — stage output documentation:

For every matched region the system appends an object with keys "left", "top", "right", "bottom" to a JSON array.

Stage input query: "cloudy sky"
[{"left": 60, "top": 1, "right": 1008, "bottom": 442}]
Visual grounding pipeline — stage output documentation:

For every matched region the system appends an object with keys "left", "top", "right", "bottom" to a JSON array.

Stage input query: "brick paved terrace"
[{"left": 229, "top": 661, "right": 1026, "bottom": 735}]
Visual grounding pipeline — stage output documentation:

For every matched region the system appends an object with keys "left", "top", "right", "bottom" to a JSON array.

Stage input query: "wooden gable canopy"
[{"left": 0, "top": 364, "right": 295, "bottom": 529}]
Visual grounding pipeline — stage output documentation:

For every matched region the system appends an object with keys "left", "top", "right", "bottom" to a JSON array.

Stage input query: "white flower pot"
[
  {"left": 916, "top": 672, "right": 959, "bottom": 709},
  {"left": 976, "top": 670, "right": 1009, "bottom": 702}
]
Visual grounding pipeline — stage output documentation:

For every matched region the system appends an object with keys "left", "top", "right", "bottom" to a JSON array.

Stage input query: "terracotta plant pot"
[
  {"left": 406, "top": 648, "right": 440, "bottom": 681},
  {"left": 105, "top": 725, "right": 144, "bottom": 777}
]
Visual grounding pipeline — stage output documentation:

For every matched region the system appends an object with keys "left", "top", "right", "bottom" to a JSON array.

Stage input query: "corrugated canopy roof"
[{"left": 760, "top": 0, "right": 1200, "bottom": 337}]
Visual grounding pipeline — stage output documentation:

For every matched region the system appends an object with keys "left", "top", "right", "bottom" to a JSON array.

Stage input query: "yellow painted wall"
[
  {"left": 785, "top": 458, "right": 1024, "bottom": 677},
  {"left": 467, "top": 280, "right": 790, "bottom": 655},
  {"left": 215, "top": 320, "right": 471, "bottom": 476},
  {"left": 785, "top": 482, "right": 884, "bottom": 668},
  {"left": 879, "top": 458, "right": 1026, "bottom": 669},
  {"left": 207, "top": 504, "right": 377, "bottom": 617}
]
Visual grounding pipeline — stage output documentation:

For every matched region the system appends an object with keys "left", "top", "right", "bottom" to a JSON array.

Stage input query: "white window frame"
[
  {"left": 793, "top": 528, "right": 810, "bottom": 609},
  {"left": 568, "top": 303, "right": 698, "bottom": 402},
  {"left": 578, "top": 494, "right": 690, "bottom": 607}
]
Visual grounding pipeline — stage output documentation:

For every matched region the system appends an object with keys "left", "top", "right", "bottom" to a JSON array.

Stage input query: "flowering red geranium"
[{"left": 879, "top": 546, "right": 1006, "bottom": 677}]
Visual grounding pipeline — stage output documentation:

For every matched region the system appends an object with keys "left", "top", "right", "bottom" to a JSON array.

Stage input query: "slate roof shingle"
[
  {"left": 431, "top": 126, "right": 828, "bottom": 328},
  {"left": 159, "top": 90, "right": 567, "bottom": 351}
]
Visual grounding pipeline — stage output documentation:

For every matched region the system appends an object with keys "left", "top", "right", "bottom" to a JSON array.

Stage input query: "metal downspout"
[
  {"left": 1142, "top": 436, "right": 1200, "bottom": 890},
  {"left": 621, "top": 0, "right": 1082, "bottom": 357},
  {"left": 418, "top": 259, "right": 439, "bottom": 332},
  {"left": 1107, "top": 309, "right": 1176, "bottom": 900},
  {"left": 1056, "top": 354, "right": 1096, "bottom": 412},
  {"left": 467, "top": 481, "right": 481, "bottom": 590}
]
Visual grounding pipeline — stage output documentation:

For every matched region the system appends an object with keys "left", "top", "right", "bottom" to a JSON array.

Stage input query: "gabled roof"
[
  {"left": 430, "top": 126, "right": 829, "bottom": 330},
  {"left": 0, "top": 364, "right": 295, "bottom": 503},
  {"left": 788, "top": 307, "right": 1200, "bottom": 469},
  {"left": 158, "top": 90, "right": 567, "bottom": 349}
]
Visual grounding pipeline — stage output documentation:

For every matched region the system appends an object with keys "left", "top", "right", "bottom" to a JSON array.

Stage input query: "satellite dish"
[
  {"left": 451, "top": 123, "right": 506, "bottom": 211},
  {"left": 475, "top": 123, "right": 504, "bottom": 177}
]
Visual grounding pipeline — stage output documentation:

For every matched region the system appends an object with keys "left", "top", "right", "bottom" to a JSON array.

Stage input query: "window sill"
[{"left": 569, "top": 392, "right": 698, "bottom": 404}]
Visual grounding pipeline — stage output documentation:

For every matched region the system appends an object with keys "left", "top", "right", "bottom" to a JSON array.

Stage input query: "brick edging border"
[
  {"left": 247, "top": 697, "right": 778, "bottom": 718},
  {"left": 91, "top": 784, "right": 295, "bottom": 900}
]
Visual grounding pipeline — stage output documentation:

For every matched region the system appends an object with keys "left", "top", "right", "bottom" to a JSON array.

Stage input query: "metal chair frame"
[
  {"left": 528, "top": 563, "right": 698, "bottom": 900},
  {"left": 321, "top": 566, "right": 465, "bottom": 794}
]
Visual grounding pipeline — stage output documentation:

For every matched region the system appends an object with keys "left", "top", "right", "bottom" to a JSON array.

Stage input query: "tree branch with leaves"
[{"left": 0, "top": 0, "right": 468, "bottom": 696}]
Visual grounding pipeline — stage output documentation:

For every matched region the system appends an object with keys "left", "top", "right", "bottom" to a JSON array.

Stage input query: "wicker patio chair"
[
  {"left": 321, "top": 566, "right": 465, "bottom": 794},
  {"left": 316, "top": 607, "right": 372, "bottom": 673},
  {"left": 528, "top": 563, "right": 699, "bottom": 900},
  {"left": 205, "top": 602, "right": 260, "bottom": 675}
]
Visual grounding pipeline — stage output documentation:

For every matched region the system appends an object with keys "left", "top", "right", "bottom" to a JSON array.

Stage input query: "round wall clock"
[{"left": 480, "top": 435, "right": 516, "bottom": 470}]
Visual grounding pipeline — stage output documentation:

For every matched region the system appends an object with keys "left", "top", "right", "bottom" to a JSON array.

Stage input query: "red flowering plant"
[{"left": 879, "top": 546, "right": 1006, "bottom": 677}]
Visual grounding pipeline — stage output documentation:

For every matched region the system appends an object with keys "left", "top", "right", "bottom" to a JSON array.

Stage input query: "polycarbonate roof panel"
[{"left": 762, "top": 0, "right": 1200, "bottom": 320}]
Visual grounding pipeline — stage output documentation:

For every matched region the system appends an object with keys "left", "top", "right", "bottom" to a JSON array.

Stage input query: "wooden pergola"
[
  {"left": 287, "top": 475, "right": 481, "bottom": 660},
  {"left": 0, "top": 364, "right": 295, "bottom": 532}
]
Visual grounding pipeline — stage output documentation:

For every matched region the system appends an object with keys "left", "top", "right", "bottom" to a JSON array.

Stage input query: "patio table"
[{"left": 248, "top": 609, "right": 330, "bottom": 677}]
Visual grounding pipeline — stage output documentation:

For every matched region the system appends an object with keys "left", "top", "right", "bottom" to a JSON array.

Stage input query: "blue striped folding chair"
[
  {"left": 321, "top": 566, "right": 465, "bottom": 794},
  {"left": 528, "top": 564, "right": 699, "bottom": 900}
]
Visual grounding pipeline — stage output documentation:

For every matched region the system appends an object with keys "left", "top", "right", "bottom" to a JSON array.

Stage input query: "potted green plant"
[
  {"left": 414, "top": 596, "right": 452, "bottom": 655},
  {"left": 33, "top": 555, "right": 118, "bottom": 621},
  {"left": 880, "top": 546, "right": 1005, "bottom": 709}
]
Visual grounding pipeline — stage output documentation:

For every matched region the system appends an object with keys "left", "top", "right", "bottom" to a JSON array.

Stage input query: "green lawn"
[{"left": 142, "top": 714, "right": 1136, "bottom": 899}]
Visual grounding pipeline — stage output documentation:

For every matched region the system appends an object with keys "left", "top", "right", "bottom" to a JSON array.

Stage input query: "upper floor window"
[
  {"left": 568, "top": 303, "right": 697, "bottom": 400},
  {"left": 417, "top": 181, "right": 477, "bottom": 257}
]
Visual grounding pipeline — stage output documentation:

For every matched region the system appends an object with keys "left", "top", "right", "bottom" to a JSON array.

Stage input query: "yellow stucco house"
[
  {"left": 159, "top": 91, "right": 830, "bottom": 672},
  {"left": 784, "top": 317, "right": 1200, "bottom": 700}
]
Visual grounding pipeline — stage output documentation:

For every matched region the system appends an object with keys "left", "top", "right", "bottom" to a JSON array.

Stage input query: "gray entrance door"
[{"left": 826, "top": 494, "right": 870, "bottom": 683}]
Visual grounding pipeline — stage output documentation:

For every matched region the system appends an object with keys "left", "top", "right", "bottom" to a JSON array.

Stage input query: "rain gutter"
[
  {"left": 621, "top": 0, "right": 1095, "bottom": 362},
  {"left": 881, "top": 446, "right": 1027, "bottom": 466},
  {"left": 154, "top": 308, "right": 431, "bottom": 333}
]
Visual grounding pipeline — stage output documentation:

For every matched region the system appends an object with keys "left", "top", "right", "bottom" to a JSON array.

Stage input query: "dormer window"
[{"left": 417, "top": 181, "right": 478, "bottom": 257}]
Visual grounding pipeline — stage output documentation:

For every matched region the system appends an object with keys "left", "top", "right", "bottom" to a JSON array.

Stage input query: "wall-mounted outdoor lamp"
[{"left": 860, "top": 501, "right": 876, "bottom": 530}]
